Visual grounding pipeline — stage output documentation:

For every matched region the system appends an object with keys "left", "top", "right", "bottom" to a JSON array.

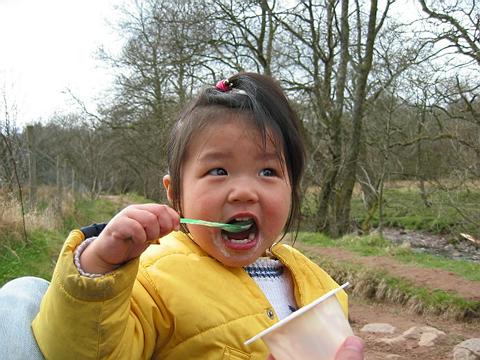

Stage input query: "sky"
[
  {"left": 0, "top": 0, "right": 422, "bottom": 127},
  {"left": 0, "top": 0, "right": 123, "bottom": 125}
]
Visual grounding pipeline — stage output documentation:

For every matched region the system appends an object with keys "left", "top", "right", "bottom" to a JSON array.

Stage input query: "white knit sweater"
[{"left": 244, "top": 257, "right": 298, "bottom": 319}]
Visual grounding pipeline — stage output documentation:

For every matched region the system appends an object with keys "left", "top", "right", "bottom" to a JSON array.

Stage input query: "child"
[{"left": 30, "top": 72, "right": 358, "bottom": 359}]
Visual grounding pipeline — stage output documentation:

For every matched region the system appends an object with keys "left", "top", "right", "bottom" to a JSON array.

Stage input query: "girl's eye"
[
  {"left": 208, "top": 168, "right": 228, "bottom": 176},
  {"left": 259, "top": 168, "right": 276, "bottom": 177}
]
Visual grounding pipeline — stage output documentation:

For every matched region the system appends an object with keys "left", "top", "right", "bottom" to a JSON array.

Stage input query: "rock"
[
  {"left": 453, "top": 338, "right": 480, "bottom": 360},
  {"left": 376, "top": 326, "right": 446, "bottom": 347},
  {"left": 418, "top": 332, "right": 438, "bottom": 347},
  {"left": 377, "top": 335, "right": 405, "bottom": 345},
  {"left": 361, "top": 323, "right": 396, "bottom": 334},
  {"left": 402, "top": 326, "right": 445, "bottom": 341}
]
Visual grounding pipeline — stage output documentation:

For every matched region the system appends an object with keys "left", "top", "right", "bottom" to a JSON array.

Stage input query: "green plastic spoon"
[{"left": 180, "top": 218, "right": 253, "bottom": 233}]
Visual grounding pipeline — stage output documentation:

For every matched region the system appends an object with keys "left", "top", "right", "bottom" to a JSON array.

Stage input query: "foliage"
[{"left": 2, "top": 0, "right": 479, "bottom": 237}]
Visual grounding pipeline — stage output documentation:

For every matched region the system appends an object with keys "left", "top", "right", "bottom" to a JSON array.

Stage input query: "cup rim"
[{"left": 244, "top": 282, "right": 350, "bottom": 346}]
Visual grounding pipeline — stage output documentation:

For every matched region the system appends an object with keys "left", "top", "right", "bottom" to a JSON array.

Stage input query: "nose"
[{"left": 227, "top": 178, "right": 259, "bottom": 203}]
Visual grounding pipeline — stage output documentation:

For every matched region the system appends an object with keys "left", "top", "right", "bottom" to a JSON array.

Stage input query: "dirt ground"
[
  {"left": 349, "top": 299, "right": 480, "bottom": 360},
  {"left": 297, "top": 243, "right": 480, "bottom": 301},
  {"left": 295, "top": 239, "right": 480, "bottom": 360}
]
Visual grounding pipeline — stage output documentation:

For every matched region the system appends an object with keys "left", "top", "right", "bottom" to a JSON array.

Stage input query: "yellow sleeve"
[{"left": 31, "top": 230, "right": 167, "bottom": 360}]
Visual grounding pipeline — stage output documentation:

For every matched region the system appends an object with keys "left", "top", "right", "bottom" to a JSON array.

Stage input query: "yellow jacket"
[{"left": 32, "top": 230, "right": 347, "bottom": 360}]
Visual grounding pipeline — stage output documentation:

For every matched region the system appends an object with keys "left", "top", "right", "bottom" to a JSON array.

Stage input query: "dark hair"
[{"left": 167, "top": 72, "right": 305, "bottom": 236}]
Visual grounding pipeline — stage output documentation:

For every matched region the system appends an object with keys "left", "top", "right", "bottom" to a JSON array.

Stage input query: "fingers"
[
  {"left": 335, "top": 336, "right": 364, "bottom": 360},
  {"left": 79, "top": 203, "right": 180, "bottom": 274},
  {"left": 109, "top": 204, "right": 180, "bottom": 243},
  {"left": 267, "top": 336, "right": 363, "bottom": 360}
]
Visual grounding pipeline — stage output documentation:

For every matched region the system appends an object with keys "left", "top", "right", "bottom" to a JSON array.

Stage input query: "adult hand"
[
  {"left": 266, "top": 335, "right": 364, "bottom": 360},
  {"left": 335, "top": 336, "right": 364, "bottom": 360}
]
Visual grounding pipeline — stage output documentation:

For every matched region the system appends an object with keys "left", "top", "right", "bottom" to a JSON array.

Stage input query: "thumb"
[{"left": 335, "top": 336, "right": 364, "bottom": 360}]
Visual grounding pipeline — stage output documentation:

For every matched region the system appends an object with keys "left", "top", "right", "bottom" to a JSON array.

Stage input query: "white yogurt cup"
[{"left": 245, "top": 282, "right": 353, "bottom": 360}]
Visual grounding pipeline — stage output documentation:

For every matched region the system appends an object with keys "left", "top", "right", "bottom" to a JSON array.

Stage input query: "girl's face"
[{"left": 166, "top": 116, "right": 292, "bottom": 267}]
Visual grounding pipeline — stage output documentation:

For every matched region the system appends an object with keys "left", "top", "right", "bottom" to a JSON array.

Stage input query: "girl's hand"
[
  {"left": 266, "top": 335, "right": 364, "bottom": 360},
  {"left": 80, "top": 204, "right": 180, "bottom": 274}
]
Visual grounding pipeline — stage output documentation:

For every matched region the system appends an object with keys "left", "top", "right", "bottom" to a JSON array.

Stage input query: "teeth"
[
  {"left": 230, "top": 239, "right": 250, "bottom": 244},
  {"left": 233, "top": 217, "right": 252, "bottom": 222},
  {"left": 222, "top": 232, "right": 256, "bottom": 243}
]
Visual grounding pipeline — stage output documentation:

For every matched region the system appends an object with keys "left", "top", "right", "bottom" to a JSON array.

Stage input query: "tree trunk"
[{"left": 331, "top": 0, "right": 379, "bottom": 236}]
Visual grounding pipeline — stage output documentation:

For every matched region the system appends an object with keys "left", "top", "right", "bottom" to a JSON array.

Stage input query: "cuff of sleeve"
[
  {"left": 73, "top": 236, "right": 106, "bottom": 278},
  {"left": 52, "top": 229, "right": 140, "bottom": 302}
]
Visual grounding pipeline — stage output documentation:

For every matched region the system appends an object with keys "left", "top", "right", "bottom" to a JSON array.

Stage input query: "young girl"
[{"left": 27, "top": 72, "right": 362, "bottom": 359}]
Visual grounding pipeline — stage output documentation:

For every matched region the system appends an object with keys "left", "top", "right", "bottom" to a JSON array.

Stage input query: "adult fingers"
[{"left": 335, "top": 336, "right": 364, "bottom": 360}]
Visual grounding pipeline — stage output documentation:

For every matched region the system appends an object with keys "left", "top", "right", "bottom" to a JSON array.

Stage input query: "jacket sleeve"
[{"left": 31, "top": 230, "right": 169, "bottom": 360}]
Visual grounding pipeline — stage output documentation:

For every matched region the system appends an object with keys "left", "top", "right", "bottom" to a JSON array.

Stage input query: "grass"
[
  {"left": 349, "top": 187, "right": 480, "bottom": 238},
  {"left": 63, "top": 197, "right": 120, "bottom": 229},
  {"left": 0, "top": 229, "right": 65, "bottom": 284},
  {"left": 62, "top": 193, "right": 152, "bottom": 230},
  {"left": 302, "top": 183, "right": 480, "bottom": 238},
  {"left": 299, "top": 232, "right": 480, "bottom": 282},
  {"left": 300, "top": 248, "right": 480, "bottom": 320},
  {"left": 0, "top": 192, "right": 145, "bottom": 286}
]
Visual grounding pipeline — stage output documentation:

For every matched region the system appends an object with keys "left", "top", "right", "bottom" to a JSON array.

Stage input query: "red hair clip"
[{"left": 215, "top": 79, "right": 231, "bottom": 92}]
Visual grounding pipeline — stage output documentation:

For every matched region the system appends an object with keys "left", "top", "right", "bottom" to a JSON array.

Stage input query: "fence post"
[
  {"left": 26, "top": 125, "right": 37, "bottom": 209},
  {"left": 56, "top": 156, "right": 63, "bottom": 214},
  {"left": 71, "top": 168, "right": 75, "bottom": 194}
]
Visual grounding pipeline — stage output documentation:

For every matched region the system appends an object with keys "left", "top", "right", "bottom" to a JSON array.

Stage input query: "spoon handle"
[{"left": 180, "top": 218, "right": 250, "bottom": 232}]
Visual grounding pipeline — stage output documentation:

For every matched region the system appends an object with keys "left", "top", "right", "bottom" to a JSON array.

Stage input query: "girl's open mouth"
[{"left": 221, "top": 218, "right": 258, "bottom": 250}]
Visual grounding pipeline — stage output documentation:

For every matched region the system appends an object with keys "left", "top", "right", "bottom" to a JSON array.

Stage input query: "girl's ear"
[{"left": 162, "top": 175, "right": 174, "bottom": 203}]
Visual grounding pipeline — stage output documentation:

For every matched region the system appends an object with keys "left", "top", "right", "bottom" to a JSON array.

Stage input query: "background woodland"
[{"left": 1, "top": 0, "right": 479, "bottom": 238}]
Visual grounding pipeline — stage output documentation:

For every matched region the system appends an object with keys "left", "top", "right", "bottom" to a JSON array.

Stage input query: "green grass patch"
[
  {"left": 64, "top": 193, "right": 152, "bottom": 229},
  {"left": 298, "top": 232, "right": 480, "bottom": 282},
  {"left": 301, "top": 185, "right": 480, "bottom": 237},
  {"left": 0, "top": 229, "right": 66, "bottom": 285},
  {"left": 349, "top": 187, "right": 480, "bottom": 237},
  {"left": 64, "top": 197, "right": 120, "bottom": 229}
]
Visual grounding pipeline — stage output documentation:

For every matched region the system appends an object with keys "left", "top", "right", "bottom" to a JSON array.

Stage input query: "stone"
[
  {"left": 376, "top": 326, "right": 446, "bottom": 347},
  {"left": 418, "top": 332, "right": 439, "bottom": 347},
  {"left": 377, "top": 335, "right": 405, "bottom": 345},
  {"left": 361, "top": 323, "right": 396, "bottom": 334},
  {"left": 453, "top": 338, "right": 480, "bottom": 360},
  {"left": 402, "top": 326, "right": 445, "bottom": 340}
]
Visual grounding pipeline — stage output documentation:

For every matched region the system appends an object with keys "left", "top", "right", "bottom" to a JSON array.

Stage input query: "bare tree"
[
  {"left": 270, "top": 0, "right": 395, "bottom": 236},
  {"left": 96, "top": 0, "right": 218, "bottom": 199},
  {"left": 209, "top": 0, "right": 280, "bottom": 75},
  {"left": 0, "top": 90, "right": 28, "bottom": 242}
]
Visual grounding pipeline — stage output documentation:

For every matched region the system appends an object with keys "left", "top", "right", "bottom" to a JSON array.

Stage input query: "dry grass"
[{"left": 0, "top": 187, "right": 74, "bottom": 244}]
